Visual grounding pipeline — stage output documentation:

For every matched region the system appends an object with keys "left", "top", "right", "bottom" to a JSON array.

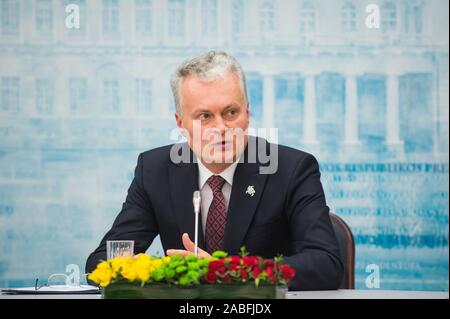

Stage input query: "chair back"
[{"left": 330, "top": 212, "right": 355, "bottom": 289}]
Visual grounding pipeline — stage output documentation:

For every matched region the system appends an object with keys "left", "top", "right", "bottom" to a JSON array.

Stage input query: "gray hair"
[{"left": 170, "top": 51, "right": 248, "bottom": 114}]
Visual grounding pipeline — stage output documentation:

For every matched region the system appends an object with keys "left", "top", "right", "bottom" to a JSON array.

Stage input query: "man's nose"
[{"left": 212, "top": 116, "right": 227, "bottom": 134}]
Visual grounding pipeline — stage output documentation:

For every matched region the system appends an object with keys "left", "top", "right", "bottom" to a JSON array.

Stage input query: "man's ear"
[
  {"left": 175, "top": 112, "right": 182, "bottom": 129},
  {"left": 246, "top": 102, "right": 250, "bottom": 125},
  {"left": 175, "top": 112, "right": 189, "bottom": 140}
]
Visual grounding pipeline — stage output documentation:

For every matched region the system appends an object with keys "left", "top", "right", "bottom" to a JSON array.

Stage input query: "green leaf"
[
  {"left": 152, "top": 268, "right": 165, "bottom": 281},
  {"left": 240, "top": 246, "right": 249, "bottom": 257},
  {"left": 175, "top": 265, "right": 188, "bottom": 273},
  {"left": 275, "top": 254, "right": 283, "bottom": 263},
  {"left": 179, "top": 275, "right": 190, "bottom": 286},
  {"left": 169, "top": 260, "right": 183, "bottom": 269},
  {"left": 187, "top": 262, "right": 199, "bottom": 270},
  {"left": 165, "top": 268, "right": 175, "bottom": 279},
  {"left": 187, "top": 270, "right": 199, "bottom": 280},
  {"left": 212, "top": 251, "right": 228, "bottom": 258},
  {"left": 186, "top": 255, "right": 197, "bottom": 262},
  {"left": 170, "top": 254, "right": 182, "bottom": 261}
]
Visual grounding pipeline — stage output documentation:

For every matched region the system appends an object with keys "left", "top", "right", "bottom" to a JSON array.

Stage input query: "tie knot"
[{"left": 207, "top": 175, "right": 226, "bottom": 193}]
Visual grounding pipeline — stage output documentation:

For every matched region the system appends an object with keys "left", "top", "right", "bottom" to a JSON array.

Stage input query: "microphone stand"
[{"left": 193, "top": 191, "right": 201, "bottom": 257}]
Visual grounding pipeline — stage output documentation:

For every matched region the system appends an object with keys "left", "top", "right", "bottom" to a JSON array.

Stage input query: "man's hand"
[{"left": 166, "top": 233, "right": 212, "bottom": 258}]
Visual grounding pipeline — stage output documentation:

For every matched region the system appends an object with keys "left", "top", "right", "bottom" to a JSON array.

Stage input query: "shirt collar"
[{"left": 198, "top": 158, "right": 240, "bottom": 189}]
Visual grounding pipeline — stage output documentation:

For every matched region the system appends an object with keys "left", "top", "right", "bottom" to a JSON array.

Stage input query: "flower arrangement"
[
  {"left": 88, "top": 253, "right": 170, "bottom": 287},
  {"left": 203, "top": 251, "right": 295, "bottom": 287},
  {"left": 88, "top": 248, "right": 295, "bottom": 299}
]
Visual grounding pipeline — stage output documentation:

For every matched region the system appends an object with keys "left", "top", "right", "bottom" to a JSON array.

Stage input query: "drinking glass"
[{"left": 106, "top": 240, "right": 134, "bottom": 260}]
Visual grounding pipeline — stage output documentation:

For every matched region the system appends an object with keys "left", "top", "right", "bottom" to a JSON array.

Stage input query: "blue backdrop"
[{"left": 0, "top": 0, "right": 448, "bottom": 291}]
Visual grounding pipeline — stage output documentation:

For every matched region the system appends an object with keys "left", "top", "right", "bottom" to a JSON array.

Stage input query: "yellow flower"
[
  {"left": 152, "top": 259, "right": 163, "bottom": 269},
  {"left": 120, "top": 262, "right": 137, "bottom": 281},
  {"left": 89, "top": 254, "right": 169, "bottom": 286},
  {"left": 118, "top": 258, "right": 139, "bottom": 281},
  {"left": 134, "top": 262, "right": 150, "bottom": 283},
  {"left": 136, "top": 253, "right": 151, "bottom": 263},
  {"left": 110, "top": 257, "right": 128, "bottom": 278},
  {"left": 88, "top": 261, "right": 113, "bottom": 287}
]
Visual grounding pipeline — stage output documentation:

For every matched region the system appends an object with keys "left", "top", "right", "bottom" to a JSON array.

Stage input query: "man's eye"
[
  {"left": 199, "top": 113, "right": 210, "bottom": 120},
  {"left": 225, "top": 109, "right": 238, "bottom": 117}
]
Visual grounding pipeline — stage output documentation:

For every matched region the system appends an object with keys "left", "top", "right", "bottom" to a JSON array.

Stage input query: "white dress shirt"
[{"left": 197, "top": 159, "right": 239, "bottom": 237}]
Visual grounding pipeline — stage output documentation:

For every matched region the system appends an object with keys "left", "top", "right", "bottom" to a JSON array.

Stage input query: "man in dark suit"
[{"left": 86, "top": 51, "right": 343, "bottom": 290}]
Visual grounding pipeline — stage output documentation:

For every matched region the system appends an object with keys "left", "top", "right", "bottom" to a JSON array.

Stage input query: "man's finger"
[
  {"left": 170, "top": 233, "right": 212, "bottom": 259},
  {"left": 197, "top": 249, "right": 212, "bottom": 259},
  {"left": 182, "top": 233, "right": 195, "bottom": 252},
  {"left": 166, "top": 249, "right": 192, "bottom": 256},
  {"left": 182, "top": 233, "right": 212, "bottom": 258}
]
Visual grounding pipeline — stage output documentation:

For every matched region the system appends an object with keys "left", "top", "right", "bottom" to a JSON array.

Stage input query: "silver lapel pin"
[{"left": 245, "top": 185, "right": 256, "bottom": 197}]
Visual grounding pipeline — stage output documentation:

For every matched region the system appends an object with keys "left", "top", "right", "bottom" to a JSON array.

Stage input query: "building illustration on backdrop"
[{"left": 0, "top": 0, "right": 448, "bottom": 290}]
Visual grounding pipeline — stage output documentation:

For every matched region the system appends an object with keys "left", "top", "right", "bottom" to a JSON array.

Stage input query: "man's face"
[{"left": 175, "top": 72, "right": 249, "bottom": 166}]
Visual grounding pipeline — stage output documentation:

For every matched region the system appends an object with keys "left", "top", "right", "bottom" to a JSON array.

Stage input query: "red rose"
[
  {"left": 252, "top": 265, "right": 262, "bottom": 278},
  {"left": 209, "top": 259, "right": 225, "bottom": 270},
  {"left": 240, "top": 269, "right": 249, "bottom": 281},
  {"left": 205, "top": 269, "right": 217, "bottom": 283},
  {"left": 222, "top": 275, "right": 233, "bottom": 283},
  {"left": 265, "top": 260, "right": 274, "bottom": 268},
  {"left": 243, "top": 256, "right": 259, "bottom": 268},
  {"left": 229, "top": 264, "right": 239, "bottom": 272},
  {"left": 266, "top": 267, "right": 276, "bottom": 284},
  {"left": 217, "top": 266, "right": 227, "bottom": 275},
  {"left": 280, "top": 265, "right": 295, "bottom": 281},
  {"left": 229, "top": 256, "right": 241, "bottom": 265}
]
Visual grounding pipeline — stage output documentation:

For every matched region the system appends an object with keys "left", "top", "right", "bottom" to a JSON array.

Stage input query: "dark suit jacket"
[{"left": 86, "top": 137, "right": 343, "bottom": 290}]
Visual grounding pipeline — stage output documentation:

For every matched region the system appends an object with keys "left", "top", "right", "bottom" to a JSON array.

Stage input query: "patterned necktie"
[{"left": 205, "top": 175, "right": 227, "bottom": 254}]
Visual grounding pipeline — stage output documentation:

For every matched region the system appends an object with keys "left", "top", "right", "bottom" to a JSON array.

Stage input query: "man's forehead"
[
  {"left": 183, "top": 72, "right": 240, "bottom": 88},
  {"left": 182, "top": 74, "right": 245, "bottom": 102}
]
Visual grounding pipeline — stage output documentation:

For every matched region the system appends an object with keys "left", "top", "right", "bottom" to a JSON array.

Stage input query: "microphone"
[{"left": 193, "top": 191, "right": 201, "bottom": 256}]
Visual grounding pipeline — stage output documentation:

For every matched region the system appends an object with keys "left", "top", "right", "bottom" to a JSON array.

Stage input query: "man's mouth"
[
  {"left": 211, "top": 141, "right": 233, "bottom": 150},
  {"left": 213, "top": 141, "right": 232, "bottom": 146}
]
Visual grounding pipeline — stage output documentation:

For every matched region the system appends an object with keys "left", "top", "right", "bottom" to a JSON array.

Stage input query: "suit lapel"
[
  {"left": 167, "top": 137, "right": 269, "bottom": 254},
  {"left": 223, "top": 156, "right": 268, "bottom": 255},
  {"left": 168, "top": 150, "right": 205, "bottom": 250}
]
